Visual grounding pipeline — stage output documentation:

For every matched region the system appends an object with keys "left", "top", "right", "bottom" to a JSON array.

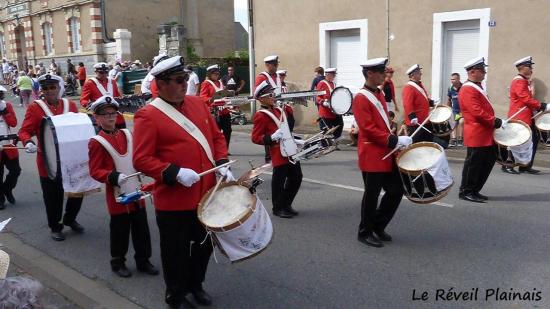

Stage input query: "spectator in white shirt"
[{"left": 185, "top": 65, "right": 200, "bottom": 96}]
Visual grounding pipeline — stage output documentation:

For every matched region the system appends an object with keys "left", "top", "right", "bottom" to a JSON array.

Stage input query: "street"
[{"left": 2, "top": 96, "right": 550, "bottom": 309}]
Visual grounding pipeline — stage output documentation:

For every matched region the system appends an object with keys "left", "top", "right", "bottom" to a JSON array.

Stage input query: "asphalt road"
[{"left": 2, "top": 94, "right": 550, "bottom": 308}]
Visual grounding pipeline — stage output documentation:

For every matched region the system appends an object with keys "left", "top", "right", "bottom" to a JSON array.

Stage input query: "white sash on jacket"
[
  {"left": 206, "top": 79, "right": 224, "bottom": 92},
  {"left": 357, "top": 89, "right": 391, "bottom": 132},
  {"left": 320, "top": 80, "right": 334, "bottom": 93},
  {"left": 406, "top": 81, "right": 429, "bottom": 101},
  {"left": 90, "top": 77, "right": 114, "bottom": 96},
  {"left": 35, "top": 99, "right": 69, "bottom": 117},
  {"left": 260, "top": 72, "right": 281, "bottom": 95},
  {"left": 462, "top": 81, "right": 491, "bottom": 103}
]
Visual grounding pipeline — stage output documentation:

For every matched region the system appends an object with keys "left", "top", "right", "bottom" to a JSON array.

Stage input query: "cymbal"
[{"left": 238, "top": 163, "right": 273, "bottom": 183}]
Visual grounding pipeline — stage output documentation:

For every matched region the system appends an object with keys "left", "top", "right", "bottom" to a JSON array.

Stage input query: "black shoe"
[
  {"left": 501, "top": 166, "right": 519, "bottom": 174},
  {"left": 519, "top": 167, "right": 540, "bottom": 174},
  {"left": 51, "top": 231, "right": 66, "bottom": 241},
  {"left": 112, "top": 265, "right": 132, "bottom": 278},
  {"left": 65, "top": 221, "right": 85, "bottom": 233},
  {"left": 137, "top": 261, "right": 159, "bottom": 276},
  {"left": 287, "top": 207, "right": 299, "bottom": 216},
  {"left": 459, "top": 193, "right": 486, "bottom": 203},
  {"left": 374, "top": 230, "right": 392, "bottom": 242},
  {"left": 5, "top": 191, "right": 15, "bottom": 204},
  {"left": 273, "top": 209, "right": 294, "bottom": 218},
  {"left": 473, "top": 192, "right": 488, "bottom": 200},
  {"left": 190, "top": 287, "right": 212, "bottom": 306},
  {"left": 357, "top": 233, "right": 384, "bottom": 248}
]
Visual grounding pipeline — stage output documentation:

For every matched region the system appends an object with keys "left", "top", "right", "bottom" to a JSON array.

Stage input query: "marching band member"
[
  {"left": 251, "top": 81, "right": 303, "bottom": 218},
  {"left": 18, "top": 74, "right": 84, "bottom": 241},
  {"left": 458, "top": 57, "right": 505, "bottom": 203},
  {"left": 402, "top": 64, "right": 434, "bottom": 143},
  {"left": 88, "top": 95, "right": 158, "bottom": 278},
  {"left": 133, "top": 56, "right": 231, "bottom": 308},
  {"left": 0, "top": 86, "right": 21, "bottom": 210},
  {"left": 276, "top": 69, "right": 295, "bottom": 131},
  {"left": 504, "top": 56, "right": 549, "bottom": 174},
  {"left": 80, "top": 62, "right": 126, "bottom": 129},
  {"left": 316, "top": 68, "right": 343, "bottom": 142},
  {"left": 200, "top": 64, "right": 232, "bottom": 148},
  {"left": 353, "top": 58, "right": 411, "bottom": 248}
]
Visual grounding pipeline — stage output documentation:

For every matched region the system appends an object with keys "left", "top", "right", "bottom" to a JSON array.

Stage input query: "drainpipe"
[
  {"left": 248, "top": 0, "right": 256, "bottom": 115},
  {"left": 100, "top": 0, "right": 114, "bottom": 43},
  {"left": 386, "top": 0, "right": 390, "bottom": 58}
]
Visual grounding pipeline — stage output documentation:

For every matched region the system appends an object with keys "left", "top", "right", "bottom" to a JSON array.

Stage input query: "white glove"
[
  {"left": 117, "top": 173, "right": 128, "bottom": 186},
  {"left": 216, "top": 166, "right": 235, "bottom": 181},
  {"left": 0, "top": 100, "right": 6, "bottom": 111},
  {"left": 545, "top": 104, "right": 550, "bottom": 112},
  {"left": 322, "top": 100, "right": 330, "bottom": 107},
  {"left": 25, "top": 142, "right": 37, "bottom": 153},
  {"left": 410, "top": 118, "right": 419, "bottom": 126},
  {"left": 176, "top": 168, "right": 200, "bottom": 187},
  {"left": 397, "top": 136, "right": 413, "bottom": 148},
  {"left": 294, "top": 139, "right": 305, "bottom": 146},
  {"left": 500, "top": 119, "right": 508, "bottom": 129},
  {"left": 270, "top": 129, "right": 284, "bottom": 142}
]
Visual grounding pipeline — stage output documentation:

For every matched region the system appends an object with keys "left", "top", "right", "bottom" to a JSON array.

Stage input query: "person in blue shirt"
[{"left": 447, "top": 73, "right": 464, "bottom": 147}]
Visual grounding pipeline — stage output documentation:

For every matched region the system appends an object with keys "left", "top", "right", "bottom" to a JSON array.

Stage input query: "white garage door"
[{"left": 330, "top": 29, "right": 362, "bottom": 92}]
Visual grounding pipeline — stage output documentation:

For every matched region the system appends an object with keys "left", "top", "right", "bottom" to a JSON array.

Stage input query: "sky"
[{"left": 234, "top": 0, "right": 248, "bottom": 31}]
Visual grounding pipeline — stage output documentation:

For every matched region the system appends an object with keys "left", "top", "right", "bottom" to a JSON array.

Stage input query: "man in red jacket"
[
  {"left": 200, "top": 64, "right": 232, "bottom": 148},
  {"left": 458, "top": 57, "right": 505, "bottom": 203},
  {"left": 0, "top": 86, "right": 21, "bottom": 210},
  {"left": 504, "top": 56, "right": 549, "bottom": 175},
  {"left": 352, "top": 58, "right": 411, "bottom": 248},
  {"left": 18, "top": 74, "right": 84, "bottom": 241},
  {"left": 88, "top": 95, "right": 158, "bottom": 278},
  {"left": 402, "top": 64, "right": 434, "bottom": 142},
  {"left": 316, "top": 68, "right": 343, "bottom": 141},
  {"left": 133, "top": 55, "right": 231, "bottom": 309}
]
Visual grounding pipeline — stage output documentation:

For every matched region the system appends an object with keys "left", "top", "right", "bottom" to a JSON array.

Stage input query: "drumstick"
[
  {"left": 121, "top": 172, "right": 143, "bottom": 180},
  {"left": 197, "top": 160, "right": 237, "bottom": 177},
  {"left": 531, "top": 110, "right": 544, "bottom": 120},
  {"left": 0, "top": 146, "right": 28, "bottom": 150},
  {"left": 202, "top": 174, "right": 225, "bottom": 209},
  {"left": 505, "top": 106, "right": 527, "bottom": 122}
]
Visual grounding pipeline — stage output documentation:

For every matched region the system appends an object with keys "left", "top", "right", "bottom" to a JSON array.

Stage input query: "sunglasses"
[
  {"left": 96, "top": 112, "right": 118, "bottom": 118},
  {"left": 41, "top": 85, "right": 58, "bottom": 91},
  {"left": 260, "top": 92, "right": 276, "bottom": 99},
  {"left": 163, "top": 74, "right": 190, "bottom": 84}
]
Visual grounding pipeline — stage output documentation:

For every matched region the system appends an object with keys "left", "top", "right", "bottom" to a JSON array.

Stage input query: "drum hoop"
[
  {"left": 329, "top": 86, "right": 353, "bottom": 115},
  {"left": 534, "top": 111, "right": 550, "bottom": 131},
  {"left": 396, "top": 142, "right": 443, "bottom": 175},
  {"left": 197, "top": 181, "right": 256, "bottom": 232},
  {"left": 493, "top": 119, "right": 532, "bottom": 147},
  {"left": 429, "top": 106, "right": 452, "bottom": 124},
  {"left": 39, "top": 117, "right": 61, "bottom": 180}
]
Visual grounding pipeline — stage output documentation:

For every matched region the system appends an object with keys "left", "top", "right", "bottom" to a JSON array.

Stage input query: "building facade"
[{"left": 252, "top": 0, "right": 550, "bottom": 126}]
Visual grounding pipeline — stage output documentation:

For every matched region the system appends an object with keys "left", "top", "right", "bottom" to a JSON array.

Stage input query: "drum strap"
[
  {"left": 320, "top": 80, "right": 334, "bottom": 93},
  {"left": 260, "top": 72, "right": 281, "bottom": 95},
  {"left": 35, "top": 99, "right": 69, "bottom": 117},
  {"left": 358, "top": 89, "right": 391, "bottom": 132},
  {"left": 150, "top": 98, "right": 215, "bottom": 165},
  {"left": 205, "top": 79, "right": 224, "bottom": 92},
  {"left": 406, "top": 81, "right": 429, "bottom": 101},
  {"left": 462, "top": 81, "right": 491, "bottom": 104},
  {"left": 90, "top": 77, "right": 114, "bottom": 97}
]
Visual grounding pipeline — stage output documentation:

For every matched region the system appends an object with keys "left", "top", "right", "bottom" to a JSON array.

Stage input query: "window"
[
  {"left": 43, "top": 22, "right": 53, "bottom": 55},
  {"left": 69, "top": 17, "right": 80, "bottom": 52}
]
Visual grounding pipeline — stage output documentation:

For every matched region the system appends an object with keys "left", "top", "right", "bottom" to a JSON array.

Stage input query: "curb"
[{"left": 1, "top": 233, "right": 142, "bottom": 309}]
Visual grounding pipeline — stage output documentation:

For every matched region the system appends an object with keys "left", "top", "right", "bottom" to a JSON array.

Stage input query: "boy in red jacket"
[{"left": 0, "top": 85, "right": 21, "bottom": 210}]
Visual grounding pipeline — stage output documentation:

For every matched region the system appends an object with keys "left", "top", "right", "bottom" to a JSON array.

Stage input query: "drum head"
[
  {"left": 429, "top": 106, "right": 452, "bottom": 123},
  {"left": 494, "top": 120, "right": 531, "bottom": 147},
  {"left": 330, "top": 87, "right": 353, "bottom": 115},
  {"left": 535, "top": 112, "right": 550, "bottom": 131},
  {"left": 397, "top": 142, "right": 443, "bottom": 172},
  {"left": 199, "top": 183, "right": 255, "bottom": 230},
  {"left": 40, "top": 118, "right": 60, "bottom": 180}
]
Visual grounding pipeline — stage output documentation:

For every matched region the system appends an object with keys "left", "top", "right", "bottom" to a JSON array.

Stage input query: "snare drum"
[
  {"left": 535, "top": 111, "right": 550, "bottom": 146},
  {"left": 494, "top": 120, "right": 532, "bottom": 166},
  {"left": 329, "top": 86, "right": 353, "bottom": 115},
  {"left": 40, "top": 112, "right": 101, "bottom": 195},
  {"left": 429, "top": 106, "right": 454, "bottom": 137},
  {"left": 198, "top": 182, "right": 272, "bottom": 262},
  {"left": 396, "top": 142, "right": 454, "bottom": 204}
]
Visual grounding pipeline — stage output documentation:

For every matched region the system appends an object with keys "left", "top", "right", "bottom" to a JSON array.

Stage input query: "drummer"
[
  {"left": 200, "top": 64, "right": 232, "bottom": 148},
  {"left": 316, "top": 68, "right": 344, "bottom": 143},
  {"left": 458, "top": 57, "right": 505, "bottom": 203},
  {"left": 88, "top": 95, "right": 158, "bottom": 278},
  {"left": 353, "top": 58, "right": 411, "bottom": 248},
  {"left": 0, "top": 85, "right": 21, "bottom": 210},
  {"left": 251, "top": 80, "right": 303, "bottom": 218},
  {"left": 402, "top": 64, "right": 435, "bottom": 143},
  {"left": 505, "top": 56, "right": 549, "bottom": 174},
  {"left": 276, "top": 69, "right": 295, "bottom": 131},
  {"left": 18, "top": 74, "right": 84, "bottom": 241},
  {"left": 132, "top": 55, "right": 232, "bottom": 308}
]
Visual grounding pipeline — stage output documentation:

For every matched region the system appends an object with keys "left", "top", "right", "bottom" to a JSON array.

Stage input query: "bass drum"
[{"left": 329, "top": 86, "right": 353, "bottom": 115}]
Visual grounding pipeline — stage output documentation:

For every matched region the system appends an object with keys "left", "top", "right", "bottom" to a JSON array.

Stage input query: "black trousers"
[
  {"left": 359, "top": 168, "right": 404, "bottom": 236},
  {"left": 39, "top": 177, "right": 83, "bottom": 232},
  {"left": 271, "top": 162, "right": 303, "bottom": 212},
  {"left": 156, "top": 210, "right": 212, "bottom": 302},
  {"left": 217, "top": 114, "right": 232, "bottom": 147},
  {"left": 519, "top": 124, "right": 539, "bottom": 170},
  {"left": 407, "top": 124, "right": 434, "bottom": 143},
  {"left": 0, "top": 155, "right": 21, "bottom": 196},
  {"left": 320, "top": 116, "right": 344, "bottom": 139},
  {"left": 110, "top": 206, "right": 152, "bottom": 269},
  {"left": 460, "top": 146, "right": 496, "bottom": 195}
]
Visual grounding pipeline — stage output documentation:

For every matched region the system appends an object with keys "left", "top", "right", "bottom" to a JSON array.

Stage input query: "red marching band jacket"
[
  {"left": 200, "top": 79, "right": 231, "bottom": 116},
  {"left": 508, "top": 75, "right": 541, "bottom": 126},
  {"left": 18, "top": 99, "right": 79, "bottom": 178},
  {"left": 458, "top": 82, "right": 496, "bottom": 147},
  {"left": 0, "top": 102, "right": 19, "bottom": 160},
  {"left": 88, "top": 130, "right": 144, "bottom": 215},
  {"left": 251, "top": 106, "right": 291, "bottom": 168},
  {"left": 402, "top": 81, "right": 430, "bottom": 126},
  {"left": 132, "top": 96, "right": 228, "bottom": 211},
  {"left": 352, "top": 87, "right": 398, "bottom": 172},
  {"left": 80, "top": 77, "right": 126, "bottom": 128},
  {"left": 316, "top": 80, "right": 337, "bottom": 119}
]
